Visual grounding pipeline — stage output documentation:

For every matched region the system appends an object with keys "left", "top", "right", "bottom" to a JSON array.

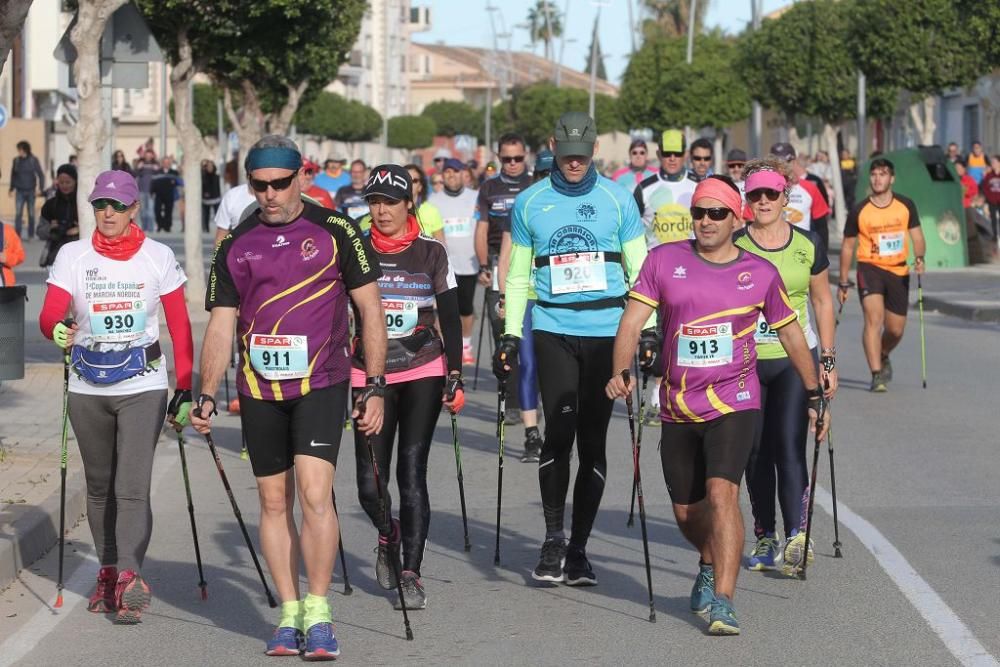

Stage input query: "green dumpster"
[{"left": 855, "top": 146, "right": 967, "bottom": 270}]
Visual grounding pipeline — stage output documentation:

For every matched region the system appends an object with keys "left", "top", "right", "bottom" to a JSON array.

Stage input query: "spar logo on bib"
[{"left": 549, "top": 225, "right": 598, "bottom": 255}]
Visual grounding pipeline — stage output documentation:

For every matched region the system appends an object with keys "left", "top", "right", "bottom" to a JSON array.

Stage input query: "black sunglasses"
[
  {"left": 661, "top": 151, "right": 684, "bottom": 158},
  {"left": 728, "top": 163, "right": 746, "bottom": 169},
  {"left": 92, "top": 198, "right": 130, "bottom": 212},
  {"left": 631, "top": 150, "right": 646, "bottom": 156},
  {"left": 250, "top": 173, "right": 297, "bottom": 193},
  {"left": 500, "top": 155, "right": 526, "bottom": 164},
  {"left": 747, "top": 188, "right": 782, "bottom": 203},
  {"left": 691, "top": 155, "right": 712, "bottom": 162},
  {"left": 690, "top": 206, "right": 732, "bottom": 221}
]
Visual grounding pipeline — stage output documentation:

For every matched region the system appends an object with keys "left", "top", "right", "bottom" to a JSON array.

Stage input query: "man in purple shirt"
[
  {"left": 606, "top": 175, "right": 827, "bottom": 636},
  {"left": 192, "top": 135, "right": 387, "bottom": 659}
]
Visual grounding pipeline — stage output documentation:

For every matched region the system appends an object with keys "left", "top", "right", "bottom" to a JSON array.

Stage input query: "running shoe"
[
  {"left": 781, "top": 530, "right": 815, "bottom": 575},
  {"left": 462, "top": 345, "right": 474, "bottom": 366},
  {"left": 521, "top": 429, "right": 543, "bottom": 463},
  {"left": 114, "top": 570, "right": 151, "bottom": 625},
  {"left": 375, "top": 518, "right": 400, "bottom": 590},
  {"left": 303, "top": 622, "right": 340, "bottom": 661},
  {"left": 265, "top": 626, "right": 304, "bottom": 656},
  {"left": 708, "top": 594, "right": 740, "bottom": 635},
  {"left": 881, "top": 356, "right": 893, "bottom": 383},
  {"left": 870, "top": 371, "right": 888, "bottom": 393},
  {"left": 745, "top": 534, "right": 780, "bottom": 571},
  {"left": 563, "top": 546, "right": 597, "bottom": 586},
  {"left": 87, "top": 566, "right": 117, "bottom": 613},
  {"left": 504, "top": 408, "right": 522, "bottom": 426},
  {"left": 531, "top": 538, "right": 567, "bottom": 583},
  {"left": 643, "top": 409, "right": 661, "bottom": 428},
  {"left": 394, "top": 570, "right": 427, "bottom": 610},
  {"left": 690, "top": 562, "right": 716, "bottom": 614}
]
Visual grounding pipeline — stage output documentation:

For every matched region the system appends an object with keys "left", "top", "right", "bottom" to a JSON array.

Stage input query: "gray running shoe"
[{"left": 394, "top": 570, "right": 427, "bottom": 610}]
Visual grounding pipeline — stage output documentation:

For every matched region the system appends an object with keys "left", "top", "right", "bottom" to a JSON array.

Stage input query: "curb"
[
  {"left": 0, "top": 468, "right": 89, "bottom": 593},
  {"left": 919, "top": 296, "right": 1000, "bottom": 323}
]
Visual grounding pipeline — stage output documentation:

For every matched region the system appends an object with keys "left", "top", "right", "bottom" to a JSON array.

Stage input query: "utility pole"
[
  {"left": 588, "top": 9, "right": 599, "bottom": 122},
  {"left": 857, "top": 71, "right": 867, "bottom": 159},
  {"left": 750, "top": 0, "right": 762, "bottom": 158},
  {"left": 555, "top": 0, "right": 572, "bottom": 87},
  {"left": 626, "top": 0, "right": 636, "bottom": 55},
  {"left": 684, "top": 0, "right": 696, "bottom": 142},
  {"left": 382, "top": 0, "right": 392, "bottom": 162}
]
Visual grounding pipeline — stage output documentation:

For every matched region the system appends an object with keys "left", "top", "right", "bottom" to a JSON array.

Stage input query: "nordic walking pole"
[
  {"left": 917, "top": 273, "right": 927, "bottom": 389},
  {"left": 473, "top": 290, "right": 488, "bottom": 390},
  {"left": 494, "top": 380, "right": 507, "bottom": 566},
  {"left": 450, "top": 413, "right": 471, "bottom": 552},
  {"left": 627, "top": 366, "right": 648, "bottom": 528},
  {"left": 827, "top": 424, "right": 843, "bottom": 558},
  {"left": 176, "top": 429, "right": 208, "bottom": 599},
  {"left": 54, "top": 349, "right": 70, "bottom": 608},
  {"left": 202, "top": 429, "right": 277, "bottom": 607},
  {"left": 357, "top": 399, "right": 413, "bottom": 640},
  {"left": 331, "top": 491, "right": 352, "bottom": 595},
  {"left": 622, "top": 370, "right": 655, "bottom": 622},
  {"left": 798, "top": 394, "right": 827, "bottom": 581},
  {"left": 834, "top": 299, "right": 845, "bottom": 328}
]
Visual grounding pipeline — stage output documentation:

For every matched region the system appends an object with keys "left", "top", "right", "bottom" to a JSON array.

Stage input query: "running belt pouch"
[
  {"left": 354, "top": 327, "right": 440, "bottom": 373},
  {"left": 70, "top": 341, "right": 161, "bottom": 385}
]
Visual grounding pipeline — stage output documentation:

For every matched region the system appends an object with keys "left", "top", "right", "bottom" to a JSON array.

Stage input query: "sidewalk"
[{"left": 912, "top": 263, "right": 1000, "bottom": 323}]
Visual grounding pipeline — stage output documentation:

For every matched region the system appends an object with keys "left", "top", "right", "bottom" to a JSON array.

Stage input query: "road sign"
[{"left": 0, "top": 104, "right": 7, "bottom": 130}]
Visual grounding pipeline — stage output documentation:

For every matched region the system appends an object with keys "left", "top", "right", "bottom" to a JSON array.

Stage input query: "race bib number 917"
[
  {"left": 678, "top": 322, "right": 733, "bottom": 367},
  {"left": 877, "top": 231, "right": 904, "bottom": 256}
]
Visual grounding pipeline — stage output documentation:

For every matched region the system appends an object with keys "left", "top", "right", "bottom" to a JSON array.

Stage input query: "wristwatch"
[{"left": 365, "top": 375, "right": 387, "bottom": 396}]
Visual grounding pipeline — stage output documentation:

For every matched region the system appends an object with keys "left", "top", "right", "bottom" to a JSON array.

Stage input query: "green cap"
[
  {"left": 553, "top": 112, "right": 597, "bottom": 157},
  {"left": 658, "top": 129, "right": 685, "bottom": 153}
]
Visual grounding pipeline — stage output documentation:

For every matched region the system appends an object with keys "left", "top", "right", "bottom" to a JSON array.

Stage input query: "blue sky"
[{"left": 412, "top": 0, "right": 790, "bottom": 85}]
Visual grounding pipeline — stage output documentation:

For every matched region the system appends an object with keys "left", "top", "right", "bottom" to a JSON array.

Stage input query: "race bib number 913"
[{"left": 678, "top": 322, "right": 733, "bottom": 367}]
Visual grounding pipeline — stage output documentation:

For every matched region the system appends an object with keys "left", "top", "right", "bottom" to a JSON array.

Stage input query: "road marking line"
[
  {"left": 0, "top": 444, "right": 181, "bottom": 667},
  {"left": 814, "top": 485, "right": 999, "bottom": 667}
]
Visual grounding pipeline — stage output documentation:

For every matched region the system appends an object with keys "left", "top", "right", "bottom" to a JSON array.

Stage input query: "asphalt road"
[{"left": 2, "top": 234, "right": 998, "bottom": 665}]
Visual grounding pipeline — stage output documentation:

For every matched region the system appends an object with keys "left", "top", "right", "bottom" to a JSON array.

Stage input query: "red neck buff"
[
  {"left": 370, "top": 214, "right": 420, "bottom": 254},
  {"left": 92, "top": 222, "right": 146, "bottom": 261}
]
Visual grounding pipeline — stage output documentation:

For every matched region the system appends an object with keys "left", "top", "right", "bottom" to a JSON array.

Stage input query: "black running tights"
[
  {"left": 354, "top": 376, "right": 443, "bottom": 575},
  {"left": 533, "top": 331, "right": 614, "bottom": 550}
]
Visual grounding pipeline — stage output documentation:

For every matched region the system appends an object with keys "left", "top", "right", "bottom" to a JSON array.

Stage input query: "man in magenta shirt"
[{"left": 606, "top": 174, "right": 828, "bottom": 636}]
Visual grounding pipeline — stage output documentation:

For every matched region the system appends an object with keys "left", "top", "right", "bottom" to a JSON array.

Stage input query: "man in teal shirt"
[{"left": 494, "top": 112, "right": 652, "bottom": 586}]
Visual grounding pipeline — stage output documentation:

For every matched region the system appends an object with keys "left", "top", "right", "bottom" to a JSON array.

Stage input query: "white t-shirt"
[
  {"left": 428, "top": 188, "right": 480, "bottom": 275},
  {"left": 47, "top": 238, "right": 187, "bottom": 396},
  {"left": 784, "top": 182, "right": 813, "bottom": 231},
  {"left": 214, "top": 185, "right": 258, "bottom": 231}
]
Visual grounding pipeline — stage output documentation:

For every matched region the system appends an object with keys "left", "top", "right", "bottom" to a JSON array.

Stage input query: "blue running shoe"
[
  {"left": 746, "top": 533, "right": 780, "bottom": 571},
  {"left": 690, "top": 562, "right": 716, "bottom": 614},
  {"left": 265, "top": 626, "right": 303, "bottom": 656},
  {"left": 708, "top": 594, "right": 740, "bottom": 635},
  {"left": 303, "top": 622, "right": 340, "bottom": 661}
]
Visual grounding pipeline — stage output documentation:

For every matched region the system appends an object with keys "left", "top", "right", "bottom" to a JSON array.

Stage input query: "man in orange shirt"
[
  {"left": 838, "top": 158, "right": 926, "bottom": 392},
  {"left": 1, "top": 220, "right": 26, "bottom": 286}
]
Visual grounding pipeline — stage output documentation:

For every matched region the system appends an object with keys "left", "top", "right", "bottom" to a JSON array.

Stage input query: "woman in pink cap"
[{"left": 38, "top": 169, "right": 194, "bottom": 624}]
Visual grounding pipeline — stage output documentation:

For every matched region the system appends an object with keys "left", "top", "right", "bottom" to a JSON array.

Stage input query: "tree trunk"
[
  {"left": 0, "top": 0, "right": 34, "bottom": 77},
  {"left": 712, "top": 132, "right": 724, "bottom": 175},
  {"left": 224, "top": 82, "right": 263, "bottom": 185},
  {"left": 908, "top": 96, "right": 937, "bottom": 147},
  {"left": 267, "top": 81, "right": 309, "bottom": 136},
  {"left": 68, "top": 0, "right": 128, "bottom": 239},
  {"left": 823, "top": 122, "right": 847, "bottom": 242},
  {"left": 169, "top": 28, "right": 207, "bottom": 305}
]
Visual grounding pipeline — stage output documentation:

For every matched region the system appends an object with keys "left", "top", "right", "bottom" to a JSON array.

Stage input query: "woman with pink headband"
[{"left": 733, "top": 156, "right": 838, "bottom": 576}]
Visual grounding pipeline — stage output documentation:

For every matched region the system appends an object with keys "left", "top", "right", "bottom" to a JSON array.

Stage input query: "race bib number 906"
[
  {"left": 89, "top": 300, "right": 146, "bottom": 342},
  {"left": 678, "top": 322, "right": 733, "bottom": 367},
  {"left": 383, "top": 300, "right": 418, "bottom": 339},
  {"left": 249, "top": 334, "right": 309, "bottom": 380}
]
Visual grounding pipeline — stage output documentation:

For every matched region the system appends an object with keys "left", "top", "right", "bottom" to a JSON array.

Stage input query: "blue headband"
[{"left": 245, "top": 146, "right": 302, "bottom": 172}]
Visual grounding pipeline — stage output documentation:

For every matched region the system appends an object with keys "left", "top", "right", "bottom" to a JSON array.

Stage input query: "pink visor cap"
[{"left": 744, "top": 169, "right": 787, "bottom": 195}]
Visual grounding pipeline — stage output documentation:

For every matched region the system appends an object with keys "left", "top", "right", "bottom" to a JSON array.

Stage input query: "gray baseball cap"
[{"left": 553, "top": 112, "right": 597, "bottom": 157}]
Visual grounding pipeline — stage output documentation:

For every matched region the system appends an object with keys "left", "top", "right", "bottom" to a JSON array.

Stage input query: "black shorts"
[
  {"left": 456, "top": 274, "right": 477, "bottom": 317},
  {"left": 238, "top": 382, "right": 348, "bottom": 477},
  {"left": 857, "top": 262, "right": 910, "bottom": 316},
  {"left": 659, "top": 410, "right": 758, "bottom": 505}
]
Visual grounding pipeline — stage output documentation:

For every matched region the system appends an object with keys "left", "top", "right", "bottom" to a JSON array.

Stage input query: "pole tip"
[
  {"left": 343, "top": 585, "right": 353, "bottom": 596},
  {"left": 922, "top": 381, "right": 927, "bottom": 389},
  {"left": 405, "top": 629, "right": 414, "bottom": 641},
  {"left": 54, "top": 594, "right": 63, "bottom": 608},
  {"left": 493, "top": 556, "right": 500, "bottom": 566},
  {"left": 464, "top": 543, "right": 471, "bottom": 552},
  {"left": 267, "top": 594, "right": 278, "bottom": 608},
  {"left": 649, "top": 612, "right": 656, "bottom": 623},
  {"left": 200, "top": 586, "right": 208, "bottom": 600}
]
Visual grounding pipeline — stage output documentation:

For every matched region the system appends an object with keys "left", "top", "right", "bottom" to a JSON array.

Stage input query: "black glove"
[
  {"left": 638, "top": 328, "right": 661, "bottom": 376},
  {"left": 167, "top": 388, "right": 193, "bottom": 426},
  {"left": 194, "top": 393, "right": 218, "bottom": 419},
  {"left": 445, "top": 373, "right": 464, "bottom": 400},
  {"left": 353, "top": 381, "right": 386, "bottom": 418},
  {"left": 807, "top": 386, "right": 827, "bottom": 423},
  {"left": 492, "top": 334, "right": 520, "bottom": 381}
]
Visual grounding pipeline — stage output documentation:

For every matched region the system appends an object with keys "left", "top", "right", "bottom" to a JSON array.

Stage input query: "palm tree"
[
  {"left": 526, "top": 0, "right": 563, "bottom": 62},
  {"left": 641, "top": 0, "right": 710, "bottom": 40}
]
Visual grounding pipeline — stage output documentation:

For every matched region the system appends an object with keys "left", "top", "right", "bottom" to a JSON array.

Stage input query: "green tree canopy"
[
  {"left": 620, "top": 31, "right": 750, "bottom": 131},
  {"left": 387, "top": 115, "right": 437, "bottom": 150},
  {"left": 420, "top": 100, "right": 484, "bottom": 139},
  {"left": 848, "top": 0, "right": 987, "bottom": 99},
  {"left": 497, "top": 82, "right": 625, "bottom": 149},
  {"left": 295, "top": 92, "right": 382, "bottom": 142},
  {"left": 740, "top": 0, "right": 897, "bottom": 122}
]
